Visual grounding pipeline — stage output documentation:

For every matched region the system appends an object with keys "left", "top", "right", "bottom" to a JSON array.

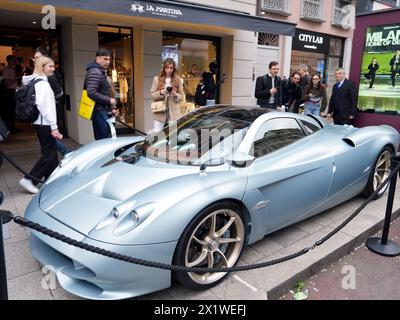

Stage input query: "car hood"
[{"left": 39, "top": 157, "right": 200, "bottom": 236}]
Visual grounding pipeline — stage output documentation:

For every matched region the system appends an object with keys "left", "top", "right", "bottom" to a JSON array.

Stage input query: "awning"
[{"left": 18, "top": 0, "right": 296, "bottom": 36}]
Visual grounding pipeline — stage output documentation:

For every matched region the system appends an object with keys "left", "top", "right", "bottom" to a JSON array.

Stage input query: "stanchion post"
[
  {"left": 366, "top": 155, "right": 400, "bottom": 257},
  {"left": 0, "top": 213, "right": 9, "bottom": 300}
]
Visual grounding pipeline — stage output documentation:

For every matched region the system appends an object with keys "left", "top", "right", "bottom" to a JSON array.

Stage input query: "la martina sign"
[
  {"left": 292, "top": 29, "right": 330, "bottom": 54},
  {"left": 130, "top": 1, "right": 183, "bottom": 19}
]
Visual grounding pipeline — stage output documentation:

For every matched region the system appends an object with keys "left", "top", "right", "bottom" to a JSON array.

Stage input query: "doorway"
[{"left": 0, "top": 25, "right": 65, "bottom": 135}]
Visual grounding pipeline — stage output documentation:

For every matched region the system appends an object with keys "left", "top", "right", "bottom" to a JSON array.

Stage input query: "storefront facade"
[
  {"left": 2, "top": 0, "right": 294, "bottom": 144},
  {"left": 291, "top": 28, "right": 345, "bottom": 89},
  {"left": 256, "top": 0, "right": 355, "bottom": 99}
]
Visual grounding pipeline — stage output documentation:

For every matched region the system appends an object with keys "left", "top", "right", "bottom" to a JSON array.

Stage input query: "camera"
[{"left": 166, "top": 86, "right": 173, "bottom": 93}]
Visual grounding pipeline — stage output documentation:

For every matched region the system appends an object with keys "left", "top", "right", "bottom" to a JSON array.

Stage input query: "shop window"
[
  {"left": 260, "top": 0, "right": 291, "bottom": 16},
  {"left": 327, "top": 37, "right": 344, "bottom": 91},
  {"left": 162, "top": 33, "right": 220, "bottom": 105},
  {"left": 332, "top": 0, "right": 355, "bottom": 28},
  {"left": 300, "top": 0, "right": 324, "bottom": 23},
  {"left": 98, "top": 25, "right": 134, "bottom": 129},
  {"left": 291, "top": 50, "right": 325, "bottom": 79},
  {"left": 258, "top": 33, "right": 279, "bottom": 47}
]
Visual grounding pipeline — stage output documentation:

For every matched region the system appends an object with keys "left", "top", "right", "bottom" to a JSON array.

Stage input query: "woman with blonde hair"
[
  {"left": 19, "top": 55, "right": 63, "bottom": 194},
  {"left": 150, "top": 58, "right": 184, "bottom": 130}
]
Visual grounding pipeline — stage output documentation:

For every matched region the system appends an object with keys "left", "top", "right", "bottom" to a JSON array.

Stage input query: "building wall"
[
  {"left": 260, "top": 0, "right": 354, "bottom": 37},
  {"left": 259, "top": 0, "right": 355, "bottom": 78}
]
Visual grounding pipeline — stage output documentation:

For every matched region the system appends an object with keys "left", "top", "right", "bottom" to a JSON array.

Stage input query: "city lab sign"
[
  {"left": 130, "top": 1, "right": 183, "bottom": 19},
  {"left": 292, "top": 29, "right": 330, "bottom": 54}
]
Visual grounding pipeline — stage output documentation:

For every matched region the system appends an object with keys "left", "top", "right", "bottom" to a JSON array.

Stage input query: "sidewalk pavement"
[
  {"left": 280, "top": 216, "right": 400, "bottom": 300},
  {"left": 1, "top": 136, "right": 400, "bottom": 300}
]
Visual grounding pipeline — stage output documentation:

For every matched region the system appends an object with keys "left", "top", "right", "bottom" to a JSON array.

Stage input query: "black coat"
[
  {"left": 85, "top": 62, "right": 112, "bottom": 113},
  {"left": 328, "top": 79, "right": 358, "bottom": 125},
  {"left": 282, "top": 79, "right": 303, "bottom": 109},
  {"left": 254, "top": 74, "right": 282, "bottom": 107}
]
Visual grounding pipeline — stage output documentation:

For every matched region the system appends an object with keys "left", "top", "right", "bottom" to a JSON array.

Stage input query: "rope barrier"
[{"left": 0, "top": 150, "right": 44, "bottom": 184}]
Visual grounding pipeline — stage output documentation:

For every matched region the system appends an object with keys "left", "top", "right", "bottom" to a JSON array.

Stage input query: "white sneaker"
[{"left": 19, "top": 178, "right": 39, "bottom": 194}]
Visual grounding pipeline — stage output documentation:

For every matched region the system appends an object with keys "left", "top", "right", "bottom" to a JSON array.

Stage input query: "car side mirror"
[{"left": 225, "top": 152, "right": 255, "bottom": 168}]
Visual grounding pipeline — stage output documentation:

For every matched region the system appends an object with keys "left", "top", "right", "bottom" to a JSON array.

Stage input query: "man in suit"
[
  {"left": 255, "top": 61, "right": 282, "bottom": 111},
  {"left": 327, "top": 68, "right": 357, "bottom": 125}
]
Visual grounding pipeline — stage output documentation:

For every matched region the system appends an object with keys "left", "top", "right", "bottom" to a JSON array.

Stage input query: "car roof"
[{"left": 193, "top": 105, "right": 325, "bottom": 128}]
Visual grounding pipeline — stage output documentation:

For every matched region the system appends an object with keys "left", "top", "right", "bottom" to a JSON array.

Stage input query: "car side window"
[
  {"left": 252, "top": 118, "right": 305, "bottom": 158},
  {"left": 300, "top": 119, "right": 321, "bottom": 135}
]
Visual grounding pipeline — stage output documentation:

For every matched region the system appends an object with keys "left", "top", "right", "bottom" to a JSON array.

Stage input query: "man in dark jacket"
[
  {"left": 327, "top": 68, "right": 357, "bottom": 125},
  {"left": 281, "top": 71, "right": 303, "bottom": 113},
  {"left": 85, "top": 48, "right": 118, "bottom": 140},
  {"left": 254, "top": 61, "right": 282, "bottom": 110}
]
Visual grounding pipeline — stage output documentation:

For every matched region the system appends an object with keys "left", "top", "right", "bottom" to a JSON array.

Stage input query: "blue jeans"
[
  {"left": 92, "top": 110, "right": 110, "bottom": 140},
  {"left": 304, "top": 103, "right": 321, "bottom": 116},
  {"left": 56, "top": 140, "right": 70, "bottom": 156}
]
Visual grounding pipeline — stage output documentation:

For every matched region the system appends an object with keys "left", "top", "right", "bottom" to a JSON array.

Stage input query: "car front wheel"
[{"left": 173, "top": 202, "right": 245, "bottom": 289}]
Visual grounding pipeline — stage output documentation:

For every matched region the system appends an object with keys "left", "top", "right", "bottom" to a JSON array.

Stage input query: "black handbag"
[{"left": 0, "top": 117, "right": 10, "bottom": 141}]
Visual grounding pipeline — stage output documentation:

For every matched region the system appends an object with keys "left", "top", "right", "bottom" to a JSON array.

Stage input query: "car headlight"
[{"left": 113, "top": 202, "right": 156, "bottom": 236}]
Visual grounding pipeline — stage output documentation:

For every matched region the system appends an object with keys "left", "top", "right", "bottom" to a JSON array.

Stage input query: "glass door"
[{"left": 98, "top": 25, "right": 134, "bottom": 133}]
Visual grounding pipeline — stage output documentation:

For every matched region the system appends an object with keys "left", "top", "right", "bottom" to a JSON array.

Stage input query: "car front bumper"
[{"left": 26, "top": 195, "right": 177, "bottom": 300}]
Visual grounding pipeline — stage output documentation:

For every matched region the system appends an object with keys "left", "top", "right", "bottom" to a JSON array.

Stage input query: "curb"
[{"left": 267, "top": 208, "right": 400, "bottom": 300}]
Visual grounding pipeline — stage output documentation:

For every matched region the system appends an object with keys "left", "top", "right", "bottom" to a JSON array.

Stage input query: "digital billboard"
[{"left": 358, "top": 23, "right": 400, "bottom": 114}]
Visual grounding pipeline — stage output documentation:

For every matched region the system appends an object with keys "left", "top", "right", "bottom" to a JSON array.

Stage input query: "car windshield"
[{"left": 138, "top": 106, "right": 268, "bottom": 166}]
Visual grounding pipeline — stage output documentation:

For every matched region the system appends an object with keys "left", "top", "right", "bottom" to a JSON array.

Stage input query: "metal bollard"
[
  {"left": 366, "top": 155, "right": 400, "bottom": 257},
  {"left": 0, "top": 190, "right": 11, "bottom": 300},
  {"left": 0, "top": 215, "right": 8, "bottom": 300}
]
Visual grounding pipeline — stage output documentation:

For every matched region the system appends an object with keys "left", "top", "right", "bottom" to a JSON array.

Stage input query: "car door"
[{"left": 243, "top": 117, "right": 334, "bottom": 233}]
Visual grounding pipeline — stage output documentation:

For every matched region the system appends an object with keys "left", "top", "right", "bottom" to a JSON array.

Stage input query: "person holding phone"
[{"left": 150, "top": 58, "right": 184, "bottom": 130}]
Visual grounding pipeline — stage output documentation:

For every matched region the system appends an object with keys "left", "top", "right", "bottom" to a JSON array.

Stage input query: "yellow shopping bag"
[{"left": 78, "top": 90, "right": 95, "bottom": 120}]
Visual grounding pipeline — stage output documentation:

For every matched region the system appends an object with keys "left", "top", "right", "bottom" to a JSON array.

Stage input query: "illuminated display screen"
[{"left": 358, "top": 23, "right": 400, "bottom": 115}]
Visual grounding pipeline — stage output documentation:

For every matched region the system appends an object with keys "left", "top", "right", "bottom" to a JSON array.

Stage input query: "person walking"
[
  {"left": 254, "top": 61, "right": 282, "bottom": 111},
  {"left": 18, "top": 56, "right": 63, "bottom": 194},
  {"left": 150, "top": 58, "right": 184, "bottom": 131},
  {"left": 364, "top": 57, "right": 379, "bottom": 89},
  {"left": 85, "top": 48, "right": 118, "bottom": 140},
  {"left": 327, "top": 68, "right": 357, "bottom": 125},
  {"left": 303, "top": 73, "right": 328, "bottom": 116},
  {"left": 33, "top": 48, "right": 70, "bottom": 156}
]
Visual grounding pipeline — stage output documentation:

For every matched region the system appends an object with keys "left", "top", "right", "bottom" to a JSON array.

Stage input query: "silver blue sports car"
[{"left": 25, "top": 106, "right": 399, "bottom": 300}]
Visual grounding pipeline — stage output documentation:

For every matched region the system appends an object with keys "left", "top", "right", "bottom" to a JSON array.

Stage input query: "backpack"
[
  {"left": 15, "top": 78, "right": 43, "bottom": 122},
  {"left": 194, "top": 82, "right": 207, "bottom": 106}
]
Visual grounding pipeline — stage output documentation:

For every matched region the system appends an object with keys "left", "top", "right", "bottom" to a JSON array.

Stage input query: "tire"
[
  {"left": 173, "top": 202, "right": 245, "bottom": 290},
  {"left": 362, "top": 146, "right": 392, "bottom": 199}
]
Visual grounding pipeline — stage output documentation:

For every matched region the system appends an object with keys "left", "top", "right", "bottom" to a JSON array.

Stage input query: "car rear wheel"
[
  {"left": 173, "top": 202, "right": 245, "bottom": 289},
  {"left": 362, "top": 146, "right": 392, "bottom": 199}
]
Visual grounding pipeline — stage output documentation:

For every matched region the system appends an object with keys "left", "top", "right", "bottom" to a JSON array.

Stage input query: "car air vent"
[
  {"left": 114, "top": 143, "right": 136, "bottom": 157},
  {"left": 342, "top": 138, "right": 355, "bottom": 147},
  {"left": 101, "top": 152, "right": 141, "bottom": 168}
]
